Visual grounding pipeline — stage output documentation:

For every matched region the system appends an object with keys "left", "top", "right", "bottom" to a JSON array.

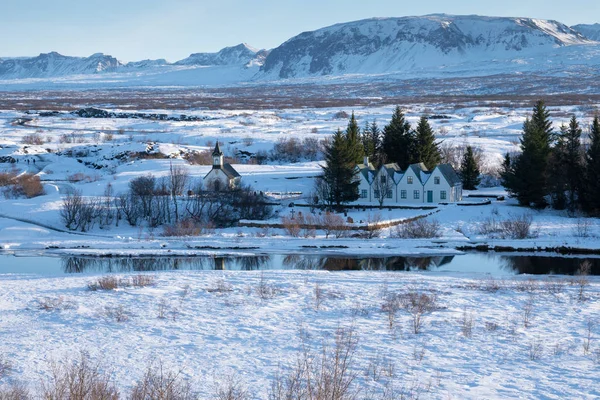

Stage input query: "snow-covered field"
[{"left": 0, "top": 266, "right": 598, "bottom": 398}]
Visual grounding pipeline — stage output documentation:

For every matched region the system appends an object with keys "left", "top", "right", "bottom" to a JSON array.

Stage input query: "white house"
[
  {"left": 355, "top": 157, "right": 462, "bottom": 204},
  {"left": 203, "top": 142, "right": 241, "bottom": 190}
]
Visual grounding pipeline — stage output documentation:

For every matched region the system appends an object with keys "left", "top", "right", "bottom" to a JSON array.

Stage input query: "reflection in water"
[{"left": 57, "top": 253, "right": 600, "bottom": 275}]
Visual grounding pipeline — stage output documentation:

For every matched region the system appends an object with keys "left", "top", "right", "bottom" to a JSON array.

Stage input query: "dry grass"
[
  {"left": 88, "top": 276, "right": 120, "bottom": 291},
  {"left": 130, "top": 361, "right": 195, "bottom": 400}
]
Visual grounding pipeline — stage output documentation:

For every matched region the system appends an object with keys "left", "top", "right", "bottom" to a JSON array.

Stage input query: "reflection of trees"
[
  {"left": 235, "top": 256, "right": 272, "bottom": 271},
  {"left": 501, "top": 256, "right": 600, "bottom": 275},
  {"left": 61, "top": 257, "right": 209, "bottom": 273}
]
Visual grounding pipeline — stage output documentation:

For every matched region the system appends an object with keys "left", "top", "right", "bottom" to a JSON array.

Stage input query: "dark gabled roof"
[
  {"left": 436, "top": 163, "right": 462, "bottom": 186},
  {"left": 221, "top": 163, "right": 240, "bottom": 179},
  {"left": 356, "top": 161, "right": 376, "bottom": 183},
  {"left": 212, "top": 142, "right": 223, "bottom": 156},
  {"left": 407, "top": 163, "right": 428, "bottom": 184}
]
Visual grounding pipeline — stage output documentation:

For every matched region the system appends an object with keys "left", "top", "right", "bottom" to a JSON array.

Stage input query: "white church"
[
  {"left": 356, "top": 157, "right": 463, "bottom": 204},
  {"left": 203, "top": 142, "right": 241, "bottom": 190}
]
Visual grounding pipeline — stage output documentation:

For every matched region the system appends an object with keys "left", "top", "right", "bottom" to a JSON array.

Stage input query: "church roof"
[
  {"left": 212, "top": 142, "right": 223, "bottom": 156},
  {"left": 221, "top": 163, "right": 241, "bottom": 179}
]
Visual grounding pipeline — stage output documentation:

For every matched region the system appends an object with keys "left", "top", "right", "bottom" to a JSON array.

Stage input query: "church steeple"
[{"left": 212, "top": 142, "right": 224, "bottom": 167}]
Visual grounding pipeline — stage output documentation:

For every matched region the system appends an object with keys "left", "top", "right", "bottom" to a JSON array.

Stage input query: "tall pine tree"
[
  {"left": 414, "top": 116, "right": 441, "bottom": 170},
  {"left": 360, "top": 120, "right": 380, "bottom": 162},
  {"left": 506, "top": 101, "right": 553, "bottom": 208},
  {"left": 563, "top": 115, "right": 583, "bottom": 210},
  {"left": 582, "top": 116, "right": 600, "bottom": 214},
  {"left": 460, "top": 146, "right": 481, "bottom": 190},
  {"left": 321, "top": 129, "right": 359, "bottom": 209},
  {"left": 381, "top": 107, "right": 413, "bottom": 169},
  {"left": 345, "top": 112, "right": 364, "bottom": 164}
]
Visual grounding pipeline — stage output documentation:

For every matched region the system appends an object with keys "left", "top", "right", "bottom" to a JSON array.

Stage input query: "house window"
[
  {"left": 441, "top": 191, "right": 447, "bottom": 200},
  {"left": 361, "top": 189, "right": 368, "bottom": 199},
  {"left": 386, "top": 190, "right": 393, "bottom": 199},
  {"left": 434, "top": 177, "right": 440, "bottom": 185},
  {"left": 401, "top": 190, "right": 407, "bottom": 199},
  {"left": 381, "top": 175, "right": 387, "bottom": 183},
  {"left": 374, "top": 190, "right": 380, "bottom": 199},
  {"left": 414, "top": 190, "right": 420, "bottom": 200},
  {"left": 407, "top": 176, "right": 413, "bottom": 184}
]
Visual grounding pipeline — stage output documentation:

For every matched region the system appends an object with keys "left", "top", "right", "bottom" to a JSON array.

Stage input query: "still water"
[{"left": 0, "top": 252, "right": 599, "bottom": 277}]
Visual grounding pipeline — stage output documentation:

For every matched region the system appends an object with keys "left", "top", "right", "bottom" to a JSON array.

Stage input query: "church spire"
[{"left": 212, "top": 142, "right": 224, "bottom": 167}]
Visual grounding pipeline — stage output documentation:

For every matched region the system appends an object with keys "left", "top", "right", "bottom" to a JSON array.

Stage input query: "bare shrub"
[
  {"left": 460, "top": 307, "right": 473, "bottom": 338},
  {"left": 529, "top": 338, "right": 544, "bottom": 361},
  {"left": 60, "top": 190, "right": 99, "bottom": 232},
  {"left": 131, "top": 274, "right": 155, "bottom": 288},
  {"left": 394, "top": 218, "right": 441, "bottom": 239},
  {"left": 41, "top": 352, "right": 119, "bottom": 400},
  {"left": 269, "top": 327, "right": 359, "bottom": 400},
  {"left": 0, "top": 170, "right": 17, "bottom": 187},
  {"left": 320, "top": 212, "right": 348, "bottom": 239},
  {"left": 359, "top": 213, "right": 382, "bottom": 239},
  {"left": 543, "top": 277, "right": 566, "bottom": 296},
  {"left": 21, "top": 133, "right": 44, "bottom": 145},
  {"left": 477, "top": 216, "right": 502, "bottom": 236},
  {"left": 103, "top": 305, "right": 129, "bottom": 322},
  {"left": 130, "top": 361, "right": 195, "bottom": 400},
  {"left": 214, "top": 375, "right": 250, "bottom": 400},
  {"left": 522, "top": 296, "right": 535, "bottom": 328},
  {"left": 500, "top": 213, "right": 535, "bottom": 239},
  {"left": 37, "top": 296, "right": 73, "bottom": 312},
  {"left": 400, "top": 291, "right": 440, "bottom": 334},
  {"left": 573, "top": 218, "right": 593, "bottom": 238},
  {"left": 157, "top": 298, "right": 169, "bottom": 320},
  {"left": 88, "top": 276, "right": 120, "bottom": 291},
  {"left": 333, "top": 110, "right": 349, "bottom": 119},
  {"left": 257, "top": 273, "right": 281, "bottom": 300},
  {"left": 574, "top": 261, "right": 591, "bottom": 302},
  {"left": 185, "top": 149, "right": 212, "bottom": 165},
  {"left": 382, "top": 293, "right": 401, "bottom": 330},
  {"left": 0, "top": 382, "right": 29, "bottom": 400},
  {"left": 314, "top": 283, "right": 324, "bottom": 310},
  {"left": 0, "top": 355, "right": 11, "bottom": 378},
  {"left": 5, "top": 173, "right": 45, "bottom": 198},
  {"left": 485, "top": 321, "right": 500, "bottom": 332},
  {"left": 162, "top": 218, "right": 201, "bottom": 237},
  {"left": 281, "top": 216, "right": 301, "bottom": 238},
  {"left": 583, "top": 319, "right": 595, "bottom": 355}
]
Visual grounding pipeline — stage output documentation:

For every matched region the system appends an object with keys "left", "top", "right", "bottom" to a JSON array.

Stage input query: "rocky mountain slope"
[
  {"left": 0, "top": 52, "right": 121, "bottom": 79},
  {"left": 572, "top": 23, "right": 600, "bottom": 41}
]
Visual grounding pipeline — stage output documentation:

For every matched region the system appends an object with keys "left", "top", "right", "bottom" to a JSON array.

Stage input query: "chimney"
[{"left": 363, "top": 156, "right": 369, "bottom": 166}]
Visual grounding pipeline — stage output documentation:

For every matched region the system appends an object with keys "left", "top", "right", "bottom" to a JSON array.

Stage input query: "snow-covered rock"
[
  {"left": 572, "top": 23, "right": 600, "bottom": 41},
  {"left": 0, "top": 52, "right": 121, "bottom": 79},
  {"left": 174, "top": 43, "right": 266, "bottom": 67}
]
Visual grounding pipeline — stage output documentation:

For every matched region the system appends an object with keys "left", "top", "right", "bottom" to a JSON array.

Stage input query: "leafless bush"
[
  {"left": 514, "top": 278, "right": 538, "bottom": 293},
  {"left": 157, "top": 298, "right": 169, "bottom": 319},
  {"left": 269, "top": 327, "right": 359, "bottom": 400},
  {"left": 543, "top": 277, "right": 566, "bottom": 295},
  {"left": 162, "top": 218, "right": 201, "bottom": 237},
  {"left": 485, "top": 321, "right": 500, "bottom": 332},
  {"left": 131, "top": 274, "right": 155, "bottom": 288},
  {"left": 460, "top": 307, "right": 473, "bottom": 338},
  {"left": 21, "top": 133, "right": 44, "bottom": 145},
  {"left": 257, "top": 273, "right": 281, "bottom": 300},
  {"left": 185, "top": 149, "right": 213, "bottom": 165},
  {"left": 67, "top": 173, "right": 101, "bottom": 183},
  {"left": 0, "top": 356, "right": 11, "bottom": 379},
  {"left": 522, "top": 296, "right": 535, "bottom": 328},
  {"left": 88, "top": 276, "right": 120, "bottom": 291},
  {"left": 314, "top": 283, "right": 324, "bottom": 310},
  {"left": 3, "top": 173, "right": 45, "bottom": 199},
  {"left": 359, "top": 213, "right": 382, "bottom": 239},
  {"left": 394, "top": 219, "right": 441, "bottom": 239},
  {"left": 206, "top": 279, "right": 233, "bottom": 294},
  {"left": 271, "top": 137, "right": 322, "bottom": 162},
  {"left": 0, "top": 382, "right": 29, "bottom": 400},
  {"left": 103, "top": 305, "right": 129, "bottom": 322},
  {"left": 0, "top": 170, "right": 17, "bottom": 187},
  {"left": 381, "top": 293, "right": 401, "bottom": 330},
  {"left": 281, "top": 216, "right": 301, "bottom": 238},
  {"left": 333, "top": 110, "right": 349, "bottom": 119},
  {"left": 214, "top": 375, "right": 250, "bottom": 400},
  {"left": 583, "top": 319, "right": 595, "bottom": 355},
  {"left": 477, "top": 216, "right": 502, "bottom": 236},
  {"left": 529, "top": 338, "right": 544, "bottom": 361},
  {"left": 481, "top": 277, "right": 502, "bottom": 293},
  {"left": 60, "top": 190, "right": 100, "bottom": 232},
  {"left": 500, "top": 213, "right": 536, "bottom": 239},
  {"left": 37, "top": 296, "right": 73, "bottom": 311},
  {"left": 41, "top": 352, "right": 119, "bottom": 400},
  {"left": 574, "top": 261, "right": 591, "bottom": 302},
  {"left": 320, "top": 212, "right": 348, "bottom": 239},
  {"left": 399, "top": 291, "right": 441, "bottom": 334},
  {"left": 573, "top": 218, "right": 593, "bottom": 238},
  {"left": 130, "top": 361, "right": 195, "bottom": 400}
]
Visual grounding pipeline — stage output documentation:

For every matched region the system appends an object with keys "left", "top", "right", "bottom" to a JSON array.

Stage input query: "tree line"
[
  {"left": 501, "top": 100, "right": 600, "bottom": 214},
  {"left": 318, "top": 108, "right": 482, "bottom": 209}
]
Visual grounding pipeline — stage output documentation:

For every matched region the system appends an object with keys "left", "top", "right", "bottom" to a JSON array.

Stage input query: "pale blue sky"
[{"left": 1, "top": 0, "right": 598, "bottom": 62}]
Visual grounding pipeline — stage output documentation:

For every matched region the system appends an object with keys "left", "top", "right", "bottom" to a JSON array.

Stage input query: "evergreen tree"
[
  {"left": 500, "top": 153, "right": 516, "bottom": 192},
  {"left": 360, "top": 120, "right": 380, "bottom": 162},
  {"left": 460, "top": 146, "right": 481, "bottom": 190},
  {"left": 321, "top": 129, "right": 359, "bottom": 209},
  {"left": 381, "top": 107, "right": 413, "bottom": 169},
  {"left": 582, "top": 116, "right": 600, "bottom": 213},
  {"left": 414, "top": 116, "right": 441, "bottom": 170},
  {"left": 563, "top": 115, "right": 583, "bottom": 210},
  {"left": 548, "top": 128, "right": 568, "bottom": 210},
  {"left": 509, "top": 101, "right": 553, "bottom": 208},
  {"left": 345, "top": 112, "right": 364, "bottom": 164}
]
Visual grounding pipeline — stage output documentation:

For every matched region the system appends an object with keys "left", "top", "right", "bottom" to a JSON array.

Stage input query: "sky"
[{"left": 1, "top": 0, "right": 599, "bottom": 62}]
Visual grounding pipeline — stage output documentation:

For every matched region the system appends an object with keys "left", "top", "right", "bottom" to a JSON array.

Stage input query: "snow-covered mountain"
[
  {"left": 260, "top": 14, "right": 594, "bottom": 78},
  {"left": 174, "top": 43, "right": 266, "bottom": 67},
  {"left": 572, "top": 24, "right": 600, "bottom": 41},
  {"left": 0, "top": 14, "right": 598, "bottom": 88},
  {"left": 0, "top": 52, "right": 121, "bottom": 79}
]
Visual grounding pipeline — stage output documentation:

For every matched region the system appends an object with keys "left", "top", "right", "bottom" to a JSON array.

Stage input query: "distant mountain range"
[{"left": 0, "top": 14, "right": 599, "bottom": 89}]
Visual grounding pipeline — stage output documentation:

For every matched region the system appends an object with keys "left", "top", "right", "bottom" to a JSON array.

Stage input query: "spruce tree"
[
  {"left": 321, "top": 129, "right": 359, "bottom": 209},
  {"left": 510, "top": 101, "right": 553, "bottom": 208},
  {"left": 345, "top": 112, "right": 364, "bottom": 164},
  {"left": 582, "top": 116, "right": 600, "bottom": 213},
  {"left": 414, "top": 116, "right": 441, "bottom": 170},
  {"left": 563, "top": 115, "right": 583, "bottom": 210},
  {"left": 548, "top": 128, "right": 568, "bottom": 210},
  {"left": 500, "top": 153, "right": 516, "bottom": 193},
  {"left": 381, "top": 106, "right": 413, "bottom": 169},
  {"left": 460, "top": 146, "right": 481, "bottom": 190},
  {"left": 360, "top": 120, "right": 380, "bottom": 162}
]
